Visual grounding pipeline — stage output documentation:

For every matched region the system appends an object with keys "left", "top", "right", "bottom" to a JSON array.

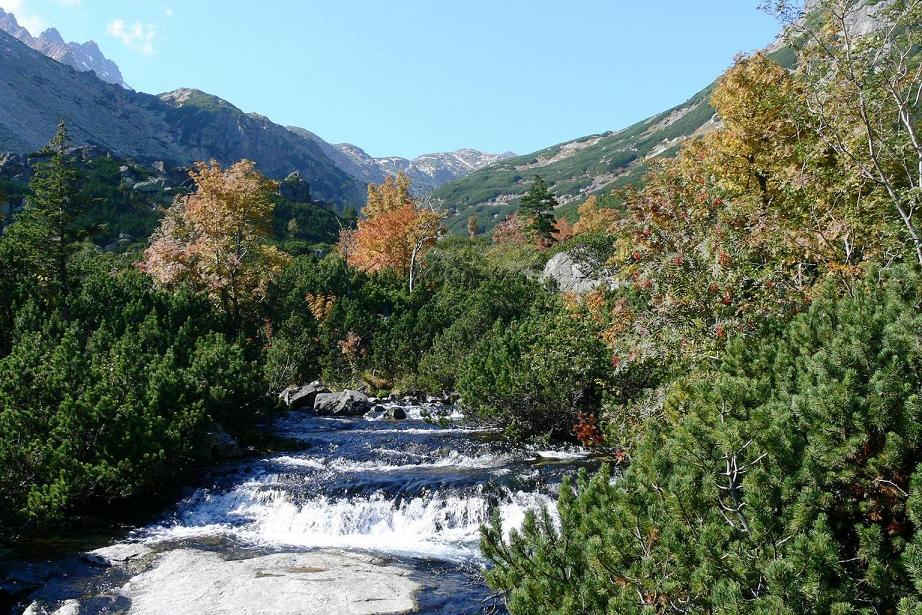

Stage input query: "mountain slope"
[
  {"left": 289, "top": 126, "right": 513, "bottom": 194},
  {"left": 0, "top": 9, "right": 127, "bottom": 88},
  {"left": 434, "top": 46, "right": 797, "bottom": 234},
  {"left": 0, "top": 30, "right": 366, "bottom": 207},
  {"left": 158, "top": 89, "right": 367, "bottom": 207}
]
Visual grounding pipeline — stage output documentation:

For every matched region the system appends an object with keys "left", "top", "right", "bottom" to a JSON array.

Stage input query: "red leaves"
[{"left": 573, "top": 412, "right": 605, "bottom": 447}]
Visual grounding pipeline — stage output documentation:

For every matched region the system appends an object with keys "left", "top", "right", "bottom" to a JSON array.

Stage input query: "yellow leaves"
[
  {"left": 142, "top": 159, "right": 289, "bottom": 316},
  {"left": 364, "top": 171, "right": 413, "bottom": 217},
  {"left": 573, "top": 195, "right": 619, "bottom": 235},
  {"left": 305, "top": 292, "right": 335, "bottom": 321},
  {"left": 341, "top": 173, "right": 445, "bottom": 279}
]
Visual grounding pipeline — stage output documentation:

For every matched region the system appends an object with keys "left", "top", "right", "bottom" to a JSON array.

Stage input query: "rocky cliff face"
[
  {"left": 0, "top": 9, "right": 127, "bottom": 88},
  {"left": 288, "top": 126, "right": 512, "bottom": 194},
  {"left": 0, "top": 31, "right": 366, "bottom": 208}
]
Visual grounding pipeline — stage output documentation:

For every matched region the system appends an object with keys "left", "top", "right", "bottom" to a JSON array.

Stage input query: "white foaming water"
[
  {"left": 271, "top": 450, "right": 513, "bottom": 473},
  {"left": 142, "top": 481, "right": 556, "bottom": 561}
]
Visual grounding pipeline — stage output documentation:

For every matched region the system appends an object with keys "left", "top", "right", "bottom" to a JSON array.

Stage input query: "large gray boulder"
[
  {"left": 313, "top": 392, "right": 340, "bottom": 415},
  {"left": 114, "top": 549, "right": 420, "bottom": 615},
  {"left": 281, "top": 380, "right": 329, "bottom": 410},
  {"left": 541, "top": 251, "right": 606, "bottom": 294},
  {"left": 314, "top": 389, "right": 371, "bottom": 416}
]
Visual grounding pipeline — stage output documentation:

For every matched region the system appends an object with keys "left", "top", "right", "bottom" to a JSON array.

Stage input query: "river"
[{"left": 7, "top": 402, "right": 597, "bottom": 614}]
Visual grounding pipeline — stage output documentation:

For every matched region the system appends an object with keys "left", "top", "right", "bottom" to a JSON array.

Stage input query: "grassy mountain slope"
[{"left": 435, "top": 46, "right": 796, "bottom": 234}]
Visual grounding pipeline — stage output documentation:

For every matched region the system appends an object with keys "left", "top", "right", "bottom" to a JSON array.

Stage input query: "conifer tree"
[
  {"left": 518, "top": 176, "right": 557, "bottom": 243},
  {"left": 5, "top": 121, "right": 82, "bottom": 300}
]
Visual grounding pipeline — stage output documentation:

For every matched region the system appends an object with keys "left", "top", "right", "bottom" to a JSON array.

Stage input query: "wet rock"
[
  {"left": 23, "top": 599, "right": 81, "bottom": 615},
  {"left": 84, "top": 543, "right": 152, "bottom": 567},
  {"left": 313, "top": 392, "right": 340, "bottom": 414},
  {"left": 363, "top": 404, "right": 387, "bottom": 419},
  {"left": 385, "top": 406, "right": 407, "bottom": 420},
  {"left": 281, "top": 381, "right": 329, "bottom": 410},
  {"left": 314, "top": 389, "right": 371, "bottom": 416},
  {"left": 118, "top": 549, "right": 419, "bottom": 615},
  {"left": 202, "top": 422, "right": 241, "bottom": 459}
]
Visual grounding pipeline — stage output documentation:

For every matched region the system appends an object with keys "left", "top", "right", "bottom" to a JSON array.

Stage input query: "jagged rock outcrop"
[
  {"left": 0, "top": 10, "right": 127, "bottom": 88},
  {"left": 278, "top": 172, "right": 311, "bottom": 203}
]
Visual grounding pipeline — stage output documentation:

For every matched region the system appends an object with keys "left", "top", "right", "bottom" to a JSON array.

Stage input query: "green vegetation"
[
  {"left": 2, "top": 5, "right": 921, "bottom": 613},
  {"left": 483, "top": 270, "right": 922, "bottom": 613},
  {"left": 476, "top": 2, "right": 922, "bottom": 611},
  {"left": 0, "top": 128, "right": 268, "bottom": 540}
]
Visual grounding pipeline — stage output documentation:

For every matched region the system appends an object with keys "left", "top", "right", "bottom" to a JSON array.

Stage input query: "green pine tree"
[
  {"left": 518, "top": 175, "right": 557, "bottom": 243},
  {"left": 5, "top": 121, "right": 82, "bottom": 300},
  {"left": 482, "top": 267, "right": 922, "bottom": 613}
]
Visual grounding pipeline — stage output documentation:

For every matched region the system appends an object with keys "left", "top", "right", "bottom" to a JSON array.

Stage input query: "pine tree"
[
  {"left": 518, "top": 175, "right": 557, "bottom": 243},
  {"left": 482, "top": 268, "right": 922, "bottom": 613},
  {"left": 5, "top": 121, "right": 82, "bottom": 300}
]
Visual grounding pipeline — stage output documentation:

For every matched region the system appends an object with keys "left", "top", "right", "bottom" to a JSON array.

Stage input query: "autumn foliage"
[
  {"left": 142, "top": 160, "right": 289, "bottom": 322},
  {"left": 340, "top": 172, "right": 443, "bottom": 286}
]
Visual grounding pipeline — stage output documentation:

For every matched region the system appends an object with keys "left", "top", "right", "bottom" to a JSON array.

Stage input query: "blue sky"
[{"left": 1, "top": 1, "right": 782, "bottom": 159}]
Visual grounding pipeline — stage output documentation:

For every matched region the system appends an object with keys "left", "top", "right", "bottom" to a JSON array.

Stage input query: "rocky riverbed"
[{"left": 5, "top": 401, "right": 597, "bottom": 614}]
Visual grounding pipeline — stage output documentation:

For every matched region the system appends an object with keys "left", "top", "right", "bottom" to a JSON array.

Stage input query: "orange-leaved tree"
[
  {"left": 142, "top": 160, "right": 290, "bottom": 325},
  {"left": 340, "top": 171, "right": 444, "bottom": 290}
]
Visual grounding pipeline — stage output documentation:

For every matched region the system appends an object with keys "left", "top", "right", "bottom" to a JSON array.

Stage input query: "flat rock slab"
[{"left": 119, "top": 549, "right": 419, "bottom": 615}]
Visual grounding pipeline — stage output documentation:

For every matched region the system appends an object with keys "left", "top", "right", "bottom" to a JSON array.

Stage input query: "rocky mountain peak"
[
  {"left": 39, "top": 27, "right": 65, "bottom": 46},
  {"left": 0, "top": 8, "right": 128, "bottom": 89}
]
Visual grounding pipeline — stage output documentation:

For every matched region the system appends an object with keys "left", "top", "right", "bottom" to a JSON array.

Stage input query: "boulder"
[
  {"left": 279, "top": 172, "right": 311, "bottom": 203},
  {"left": 385, "top": 406, "right": 407, "bottom": 420},
  {"left": 363, "top": 405, "right": 387, "bottom": 419},
  {"left": 314, "top": 389, "right": 371, "bottom": 416},
  {"left": 116, "top": 549, "right": 419, "bottom": 615},
  {"left": 281, "top": 381, "right": 329, "bottom": 410},
  {"left": 83, "top": 542, "right": 152, "bottom": 567},
  {"left": 541, "top": 250, "right": 606, "bottom": 294},
  {"left": 313, "top": 392, "right": 340, "bottom": 415},
  {"left": 202, "top": 422, "right": 241, "bottom": 459}
]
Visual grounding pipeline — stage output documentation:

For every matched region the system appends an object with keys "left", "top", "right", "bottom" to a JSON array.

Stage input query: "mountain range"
[
  {"left": 0, "top": 10, "right": 507, "bottom": 209},
  {"left": 288, "top": 127, "right": 514, "bottom": 195},
  {"left": 0, "top": 8, "right": 126, "bottom": 88}
]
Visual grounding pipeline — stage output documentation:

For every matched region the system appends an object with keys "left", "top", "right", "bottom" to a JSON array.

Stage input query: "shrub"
[
  {"left": 459, "top": 304, "right": 609, "bottom": 441},
  {"left": 483, "top": 268, "right": 922, "bottom": 612}
]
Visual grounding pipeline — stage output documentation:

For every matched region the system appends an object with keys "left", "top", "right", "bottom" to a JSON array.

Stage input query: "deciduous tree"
[
  {"left": 142, "top": 160, "right": 289, "bottom": 326},
  {"left": 340, "top": 172, "right": 444, "bottom": 290}
]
